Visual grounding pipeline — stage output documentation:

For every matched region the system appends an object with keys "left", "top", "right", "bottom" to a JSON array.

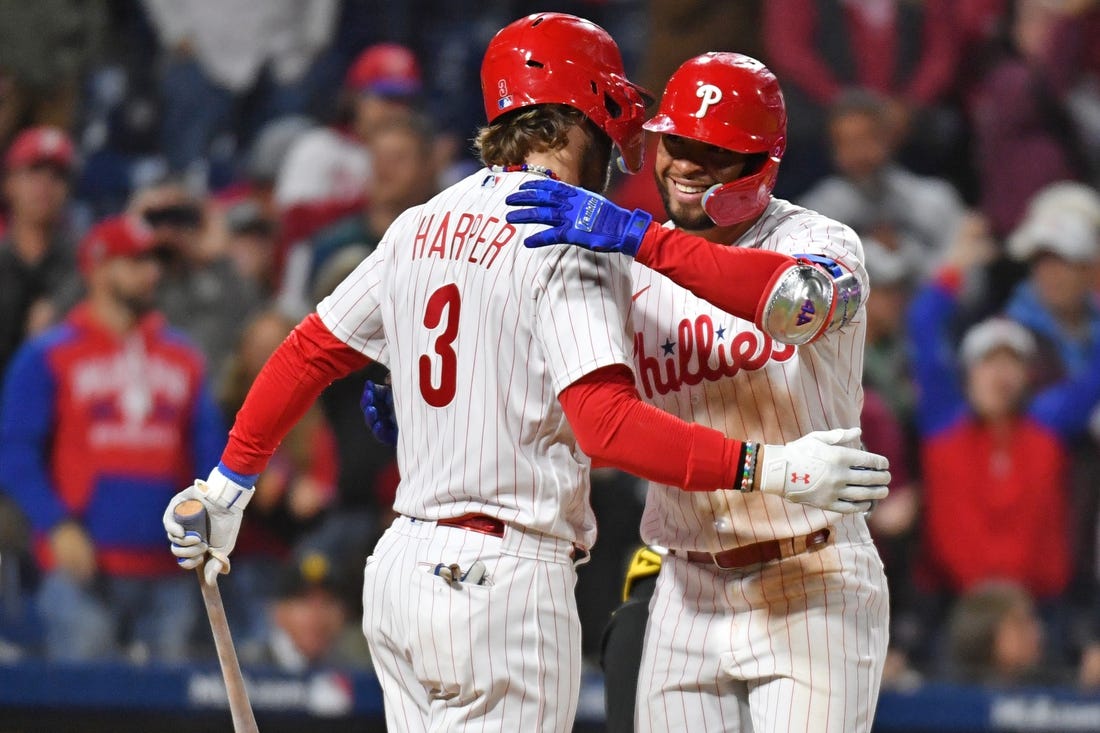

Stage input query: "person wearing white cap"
[
  {"left": 907, "top": 205, "right": 1100, "bottom": 676},
  {"left": 1001, "top": 183, "right": 1100, "bottom": 685},
  {"left": 909, "top": 309, "right": 1075, "bottom": 661},
  {"left": 1003, "top": 190, "right": 1100, "bottom": 390}
]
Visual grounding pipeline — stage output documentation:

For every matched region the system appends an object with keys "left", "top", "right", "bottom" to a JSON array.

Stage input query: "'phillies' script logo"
[{"left": 634, "top": 314, "right": 795, "bottom": 398}]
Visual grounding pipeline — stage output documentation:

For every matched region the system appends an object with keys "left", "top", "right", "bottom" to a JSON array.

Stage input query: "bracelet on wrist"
[{"left": 738, "top": 442, "right": 759, "bottom": 492}]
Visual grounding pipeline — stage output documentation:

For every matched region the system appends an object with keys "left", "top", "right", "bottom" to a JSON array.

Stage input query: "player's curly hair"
[{"left": 474, "top": 104, "right": 587, "bottom": 166}]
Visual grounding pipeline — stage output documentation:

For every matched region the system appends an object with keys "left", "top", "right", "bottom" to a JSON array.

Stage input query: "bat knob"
[{"left": 173, "top": 499, "right": 209, "bottom": 541}]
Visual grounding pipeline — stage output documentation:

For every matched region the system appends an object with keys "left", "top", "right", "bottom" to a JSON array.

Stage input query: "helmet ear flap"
[{"left": 701, "top": 155, "right": 780, "bottom": 225}]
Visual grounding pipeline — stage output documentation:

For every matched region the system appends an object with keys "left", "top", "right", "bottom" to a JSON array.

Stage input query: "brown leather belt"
[
  {"left": 436, "top": 513, "right": 505, "bottom": 538},
  {"left": 669, "top": 528, "right": 832, "bottom": 570}
]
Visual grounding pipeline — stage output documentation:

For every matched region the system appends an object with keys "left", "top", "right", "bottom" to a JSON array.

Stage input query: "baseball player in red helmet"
[
  {"left": 164, "top": 21, "right": 889, "bottom": 730},
  {"left": 508, "top": 52, "right": 890, "bottom": 732}
]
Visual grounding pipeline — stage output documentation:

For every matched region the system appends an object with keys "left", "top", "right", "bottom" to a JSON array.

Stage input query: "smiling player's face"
[{"left": 654, "top": 134, "right": 749, "bottom": 231}]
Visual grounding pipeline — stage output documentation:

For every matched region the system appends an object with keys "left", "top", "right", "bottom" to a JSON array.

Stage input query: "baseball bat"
[{"left": 174, "top": 499, "right": 260, "bottom": 733}]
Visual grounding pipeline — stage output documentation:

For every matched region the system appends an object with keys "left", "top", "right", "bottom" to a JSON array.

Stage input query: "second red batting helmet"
[
  {"left": 480, "top": 13, "right": 652, "bottom": 173},
  {"left": 644, "top": 52, "right": 787, "bottom": 225}
]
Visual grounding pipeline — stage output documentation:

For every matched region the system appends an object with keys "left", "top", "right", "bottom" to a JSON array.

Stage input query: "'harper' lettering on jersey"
[
  {"left": 411, "top": 210, "right": 516, "bottom": 270},
  {"left": 633, "top": 313, "right": 795, "bottom": 398}
]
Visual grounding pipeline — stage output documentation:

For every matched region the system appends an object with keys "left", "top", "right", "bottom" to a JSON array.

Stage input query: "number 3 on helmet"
[
  {"left": 480, "top": 13, "right": 653, "bottom": 174},
  {"left": 644, "top": 52, "right": 787, "bottom": 225}
]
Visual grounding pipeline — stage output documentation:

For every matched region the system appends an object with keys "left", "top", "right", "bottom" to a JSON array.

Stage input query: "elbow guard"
[{"left": 757, "top": 255, "right": 864, "bottom": 345}]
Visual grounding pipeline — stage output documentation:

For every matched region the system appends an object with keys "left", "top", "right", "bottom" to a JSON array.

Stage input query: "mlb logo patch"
[
  {"left": 497, "top": 96, "right": 513, "bottom": 110},
  {"left": 481, "top": 174, "right": 501, "bottom": 188}
]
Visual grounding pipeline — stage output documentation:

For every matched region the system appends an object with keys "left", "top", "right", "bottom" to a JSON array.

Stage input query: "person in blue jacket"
[
  {"left": 0, "top": 215, "right": 224, "bottom": 661},
  {"left": 907, "top": 205, "right": 1100, "bottom": 673}
]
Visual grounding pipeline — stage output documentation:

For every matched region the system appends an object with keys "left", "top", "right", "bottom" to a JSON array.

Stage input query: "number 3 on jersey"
[{"left": 419, "top": 283, "right": 461, "bottom": 407}]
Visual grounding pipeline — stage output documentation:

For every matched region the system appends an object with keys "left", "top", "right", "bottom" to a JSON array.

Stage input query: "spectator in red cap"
[
  {"left": 342, "top": 43, "right": 423, "bottom": 144},
  {"left": 272, "top": 43, "right": 426, "bottom": 287},
  {"left": 0, "top": 126, "right": 81, "bottom": 376},
  {"left": 0, "top": 214, "right": 224, "bottom": 662}
]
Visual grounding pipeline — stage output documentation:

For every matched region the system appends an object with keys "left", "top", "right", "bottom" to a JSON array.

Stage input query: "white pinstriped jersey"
[
  {"left": 634, "top": 198, "right": 870, "bottom": 553},
  {"left": 317, "top": 168, "right": 634, "bottom": 549}
]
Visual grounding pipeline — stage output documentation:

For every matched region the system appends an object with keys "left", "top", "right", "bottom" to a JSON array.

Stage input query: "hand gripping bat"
[{"left": 173, "top": 499, "right": 260, "bottom": 733}]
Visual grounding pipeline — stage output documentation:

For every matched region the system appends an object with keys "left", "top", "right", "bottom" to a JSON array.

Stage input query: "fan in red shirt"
[{"left": 914, "top": 315, "right": 1071, "bottom": 600}]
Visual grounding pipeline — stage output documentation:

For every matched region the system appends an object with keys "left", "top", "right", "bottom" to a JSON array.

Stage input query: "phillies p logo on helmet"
[{"left": 694, "top": 84, "right": 722, "bottom": 118}]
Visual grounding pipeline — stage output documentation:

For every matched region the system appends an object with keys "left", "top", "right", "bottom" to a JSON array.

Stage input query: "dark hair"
[{"left": 474, "top": 104, "right": 587, "bottom": 166}]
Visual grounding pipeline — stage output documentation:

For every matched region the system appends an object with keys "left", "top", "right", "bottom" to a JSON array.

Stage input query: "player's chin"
[
  {"left": 667, "top": 205, "right": 715, "bottom": 232},
  {"left": 659, "top": 184, "right": 713, "bottom": 231}
]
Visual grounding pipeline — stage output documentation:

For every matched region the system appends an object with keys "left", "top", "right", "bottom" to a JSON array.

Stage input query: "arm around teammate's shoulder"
[{"left": 633, "top": 224, "right": 796, "bottom": 322}]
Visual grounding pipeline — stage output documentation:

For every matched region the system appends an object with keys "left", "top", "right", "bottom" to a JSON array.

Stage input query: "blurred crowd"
[{"left": 0, "top": 0, "right": 1097, "bottom": 692}]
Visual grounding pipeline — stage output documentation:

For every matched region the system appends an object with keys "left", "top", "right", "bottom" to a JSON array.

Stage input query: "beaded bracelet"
[
  {"left": 490, "top": 163, "right": 561, "bottom": 180},
  {"left": 739, "top": 442, "right": 758, "bottom": 492}
]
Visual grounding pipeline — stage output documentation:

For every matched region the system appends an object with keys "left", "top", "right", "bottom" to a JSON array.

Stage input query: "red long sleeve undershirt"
[
  {"left": 221, "top": 314, "right": 370, "bottom": 475},
  {"left": 559, "top": 365, "right": 744, "bottom": 491},
  {"left": 634, "top": 222, "right": 795, "bottom": 323},
  {"left": 222, "top": 316, "right": 744, "bottom": 492}
]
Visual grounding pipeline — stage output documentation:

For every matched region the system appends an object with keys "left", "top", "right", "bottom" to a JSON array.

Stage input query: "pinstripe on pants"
[
  {"left": 363, "top": 516, "right": 582, "bottom": 732},
  {"left": 636, "top": 520, "right": 889, "bottom": 733}
]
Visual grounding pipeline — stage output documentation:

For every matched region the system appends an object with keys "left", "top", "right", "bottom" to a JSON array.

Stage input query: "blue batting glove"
[
  {"left": 360, "top": 379, "right": 398, "bottom": 447},
  {"left": 505, "top": 179, "right": 653, "bottom": 256}
]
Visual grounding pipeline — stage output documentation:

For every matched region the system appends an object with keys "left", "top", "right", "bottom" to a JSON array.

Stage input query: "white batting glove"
[
  {"left": 163, "top": 464, "right": 254, "bottom": 586},
  {"left": 757, "top": 428, "right": 890, "bottom": 514}
]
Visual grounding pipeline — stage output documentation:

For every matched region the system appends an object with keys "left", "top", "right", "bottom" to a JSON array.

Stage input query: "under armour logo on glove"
[{"left": 755, "top": 428, "right": 891, "bottom": 514}]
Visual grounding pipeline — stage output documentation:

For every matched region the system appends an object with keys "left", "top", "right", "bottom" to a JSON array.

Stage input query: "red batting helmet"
[
  {"left": 644, "top": 52, "right": 787, "bottom": 224},
  {"left": 480, "top": 13, "right": 652, "bottom": 173}
]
